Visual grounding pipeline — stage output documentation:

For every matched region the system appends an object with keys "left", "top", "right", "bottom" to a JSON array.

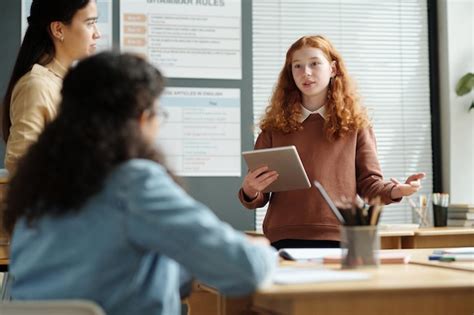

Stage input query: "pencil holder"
[
  {"left": 433, "top": 205, "right": 448, "bottom": 227},
  {"left": 340, "top": 225, "right": 380, "bottom": 269}
]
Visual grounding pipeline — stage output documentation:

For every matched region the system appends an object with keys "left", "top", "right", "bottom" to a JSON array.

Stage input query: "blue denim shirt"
[{"left": 10, "top": 159, "right": 277, "bottom": 315}]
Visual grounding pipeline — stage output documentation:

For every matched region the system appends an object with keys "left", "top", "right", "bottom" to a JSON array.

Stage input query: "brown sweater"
[{"left": 238, "top": 114, "right": 399, "bottom": 243}]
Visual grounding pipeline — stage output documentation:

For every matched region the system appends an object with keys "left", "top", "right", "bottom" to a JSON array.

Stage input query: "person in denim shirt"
[{"left": 2, "top": 52, "right": 277, "bottom": 315}]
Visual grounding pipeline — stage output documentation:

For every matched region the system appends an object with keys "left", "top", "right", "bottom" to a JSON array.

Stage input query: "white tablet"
[{"left": 242, "top": 145, "right": 311, "bottom": 193}]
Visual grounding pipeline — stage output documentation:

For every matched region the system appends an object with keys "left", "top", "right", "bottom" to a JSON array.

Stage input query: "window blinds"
[{"left": 252, "top": 0, "right": 433, "bottom": 229}]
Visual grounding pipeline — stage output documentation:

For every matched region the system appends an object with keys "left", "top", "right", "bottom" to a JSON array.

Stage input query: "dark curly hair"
[{"left": 2, "top": 52, "right": 169, "bottom": 235}]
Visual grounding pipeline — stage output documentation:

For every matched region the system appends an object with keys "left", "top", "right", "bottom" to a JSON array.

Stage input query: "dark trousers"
[{"left": 271, "top": 239, "right": 340, "bottom": 250}]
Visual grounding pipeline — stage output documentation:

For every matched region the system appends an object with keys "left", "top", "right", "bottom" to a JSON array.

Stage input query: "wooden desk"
[
  {"left": 403, "top": 227, "right": 474, "bottom": 248},
  {"left": 378, "top": 230, "right": 415, "bottom": 249},
  {"left": 406, "top": 248, "right": 474, "bottom": 272},
  {"left": 0, "top": 244, "right": 8, "bottom": 273},
  {"left": 191, "top": 250, "right": 474, "bottom": 315},
  {"left": 246, "top": 227, "right": 474, "bottom": 249},
  {"left": 251, "top": 264, "right": 474, "bottom": 315},
  {"left": 0, "top": 245, "right": 7, "bottom": 259}
]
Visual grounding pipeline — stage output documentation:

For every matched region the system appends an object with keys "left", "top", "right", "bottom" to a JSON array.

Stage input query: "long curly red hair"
[{"left": 260, "top": 35, "right": 370, "bottom": 140}]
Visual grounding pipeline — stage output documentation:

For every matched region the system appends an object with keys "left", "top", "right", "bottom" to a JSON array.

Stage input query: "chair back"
[{"left": 0, "top": 300, "right": 106, "bottom": 315}]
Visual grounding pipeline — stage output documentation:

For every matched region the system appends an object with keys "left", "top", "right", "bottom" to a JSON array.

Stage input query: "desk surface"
[
  {"left": 252, "top": 261, "right": 474, "bottom": 315},
  {"left": 378, "top": 230, "right": 414, "bottom": 237},
  {"left": 195, "top": 248, "right": 474, "bottom": 315},
  {"left": 414, "top": 227, "right": 474, "bottom": 236},
  {"left": 255, "top": 262, "right": 472, "bottom": 296},
  {"left": 246, "top": 227, "right": 474, "bottom": 236},
  {"left": 405, "top": 248, "right": 474, "bottom": 272}
]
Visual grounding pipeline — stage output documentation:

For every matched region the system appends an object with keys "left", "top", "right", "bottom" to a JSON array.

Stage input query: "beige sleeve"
[{"left": 5, "top": 79, "right": 58, "bottom": 174}]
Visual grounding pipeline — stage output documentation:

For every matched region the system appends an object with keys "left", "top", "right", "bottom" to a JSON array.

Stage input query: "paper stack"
[{"left": 447, "top": 204, "right": 474, "bottom": 227}]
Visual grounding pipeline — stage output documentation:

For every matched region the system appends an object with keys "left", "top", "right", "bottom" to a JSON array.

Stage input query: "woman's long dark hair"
[
  {"left": 2, "top": 0, "right": 90, "bottom": 142},
  {"left": 3, "top": 52, "right": 167, "bottom": 235}
]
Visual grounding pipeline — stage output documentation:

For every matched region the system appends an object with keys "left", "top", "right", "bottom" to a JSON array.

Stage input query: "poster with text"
[
  {"left": 158, "top": 87, "right": 241, "bottom": 177},
  {"left": 120, "top": 0, "right": 242, "bottom": 79},
  {"left": 21, "top": 0, "right": 113, "bottom": 51}
]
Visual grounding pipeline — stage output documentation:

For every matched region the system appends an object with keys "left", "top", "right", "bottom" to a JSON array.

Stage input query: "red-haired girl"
[{"left": 239, "top": 35, "right": 425, "bottom": 249}]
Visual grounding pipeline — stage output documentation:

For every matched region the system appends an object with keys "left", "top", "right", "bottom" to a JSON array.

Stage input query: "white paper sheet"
[
  {"left": 279, "top": 248, "right": 342, "bottom": 261},
  {"left": 433, "top": 247, "right": 474, "bottom": 255},
  {"left": 273, "top": 267, "right": 370, "bottom": 284},
  {"left": 157, "top": 87, "right": 241, "bottom": 177},
  {"left": 120, "top": 0, "right": 242, "bottom": 79}
]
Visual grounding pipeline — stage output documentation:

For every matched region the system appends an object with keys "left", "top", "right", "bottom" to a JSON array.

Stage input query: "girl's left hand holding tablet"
[{"left": 390, "top": 173, "right": 426, "bottom": 199}]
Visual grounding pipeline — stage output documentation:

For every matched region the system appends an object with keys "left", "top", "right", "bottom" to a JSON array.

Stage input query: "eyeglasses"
[
  {"left": 156, "top": 107, "right": 168, "bottom": 124},
  {"left": 143, "top": 107, "right": 168, "bottom": 124}
]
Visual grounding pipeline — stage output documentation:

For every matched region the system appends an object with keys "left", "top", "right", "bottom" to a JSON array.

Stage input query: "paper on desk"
[
  {"left": 323, "top": 252, "right": 410, "bottom": 264},
  {"left": 273, "top": 267, "right": 370, "bottom": 284},
  {"left": 279, "top": 248, "right": 342, "bottom": 261},
  {"left": 433, "top": 247, "right": 474, "bottom": 255}
]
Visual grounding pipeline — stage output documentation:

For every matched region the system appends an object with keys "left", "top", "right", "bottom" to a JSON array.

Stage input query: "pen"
[
  {"left": 313, "top": 181, "right": 345, "bottom": 224},
  {"left": 428, "top": 255, "right": 443, "bottom": 261},
  {"left": 439, "top": 255, "right": 474, "bottom": 262}
]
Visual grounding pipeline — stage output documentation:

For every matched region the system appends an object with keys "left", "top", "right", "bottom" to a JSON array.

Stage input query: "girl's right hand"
[{"left": 242, "top": 166, "right": 279, "bottom": 199}]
